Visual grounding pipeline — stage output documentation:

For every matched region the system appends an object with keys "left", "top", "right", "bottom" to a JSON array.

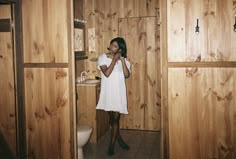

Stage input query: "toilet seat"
[{"left": 77, "top": 125, "right": 93, "bottom": 159}]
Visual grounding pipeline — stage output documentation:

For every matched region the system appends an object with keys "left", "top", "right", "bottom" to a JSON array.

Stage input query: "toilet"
[{"left": 77, "top": 125, "right": 93, "bottom": 159}]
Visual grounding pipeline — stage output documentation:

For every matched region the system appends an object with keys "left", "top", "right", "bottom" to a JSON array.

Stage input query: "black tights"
[
  {"left": 108, "top": 111, "right": 129, "bottom": 155},
  {"left": 108, "top": 111, "right": 120, "bottom": 149}
]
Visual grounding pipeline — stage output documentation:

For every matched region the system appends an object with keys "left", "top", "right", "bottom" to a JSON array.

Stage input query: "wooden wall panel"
[
  {"left": 119, "top": 18, "right": 144, "bottom": 130},
  {"left": 22, "top": 0, "right": 75, "bottom": 158},
  {"left": 74, "top": 0, "right": 84, "bottom": 19},
  {"left": 83, "top": 0, "right": 160, "bottom": 78},
  {"left": 22, "top": 0, "right": 69, "bottom": 63},
  {"left": 146, "top": 17, "right": 161, "bottom": 130},
  {"left": 168, "top": 68, "right": 236, "bottom": 159},
  {"left": 139, "top": 0, "right": 159, "bottom": 17},
  {"left": 0, "top": 5, "right": 16, "bottom": 155},
  {"left": 84, "top": 0, "right": 96, "bottom": 78},
  {"left": 77, "top": 86, "right": 97, "bottom": 142},
  {"left": 24, "top": 68, "right": 70, "bottom": 159},
  {"left": 160, "top": 0, "right": 168, "bottom": 158},
  {"left": 167, "top": 0, "right": 236, "bottom": 62},
  {"left": 162, "top": 0, "right": 236, "bottom": 159},
  {"left": 75, "top": 60, "right": 86, "bottom": 78},
  {"left": 119, "top": 17, "right": 161, "bottom": 131}
]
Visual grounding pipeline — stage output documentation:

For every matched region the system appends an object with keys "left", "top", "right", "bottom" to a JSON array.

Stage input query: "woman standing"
[{"left": 96, "top": 37, "right": 131, "bottom": 156}]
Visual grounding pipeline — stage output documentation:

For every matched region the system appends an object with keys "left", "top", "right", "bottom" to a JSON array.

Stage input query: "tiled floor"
[{"left": 84, "top": 129, "right": 160, "bottom": 159}]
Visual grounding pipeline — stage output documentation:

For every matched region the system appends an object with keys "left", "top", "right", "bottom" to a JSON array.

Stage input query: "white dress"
[{"left": 96, "top": 53, "right": 131, "bottom": 114}]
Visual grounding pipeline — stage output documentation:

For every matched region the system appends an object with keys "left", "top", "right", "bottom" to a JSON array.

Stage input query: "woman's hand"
[
  {"left": 114, "top": 52, "right": 121, "bottom": 60},
  {"left": 120, "top": 57, "right": 130, "bottom": 78}
]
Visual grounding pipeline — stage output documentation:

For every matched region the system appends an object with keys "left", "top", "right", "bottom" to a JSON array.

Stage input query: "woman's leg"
[
  {"left": 108, "top": 112, "right": 120, "bottom": 155},
  {"left": 116, "top": 116, "right": 129, "bottom": 150},
  {"left": 108, "top": 111, "right": 114, "bottom": 128}
]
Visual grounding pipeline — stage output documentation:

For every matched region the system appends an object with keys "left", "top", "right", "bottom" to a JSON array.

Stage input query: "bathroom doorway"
[{"left": 83, "top": 16, "right": 161, "bottom": 159}]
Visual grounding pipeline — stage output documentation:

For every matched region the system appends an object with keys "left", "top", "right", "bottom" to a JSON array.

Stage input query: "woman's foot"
[
  {"left": 107, "top": 145, "right": 114, "bottom": 156},
  {"left": 118, "top": 137, "right": 130, "bottom": 150}
]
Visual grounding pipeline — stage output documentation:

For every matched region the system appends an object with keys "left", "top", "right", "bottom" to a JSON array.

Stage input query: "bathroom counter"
[
  {"left": 76, "top": 79, "right": 100, "bottom": 86},
  {"left": 76, "top": 81, "right": 109, "bottom": 143}
]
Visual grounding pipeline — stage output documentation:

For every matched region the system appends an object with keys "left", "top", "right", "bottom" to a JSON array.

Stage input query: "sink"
[{"left": 83, "top": 79, "right": 100, "bottom": 84}]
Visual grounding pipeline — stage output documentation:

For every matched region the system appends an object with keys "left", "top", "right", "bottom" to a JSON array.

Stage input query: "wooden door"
[
  {"left": 0, "top": 4, "right": 17, "bottom": 156},
  {"left": 168, "top": 68, "right": 236, "bottom": 159},
  {"left": 119, "top": 17, "right": 161, "bottom": 131},
  {"left": 22, "top": 0, "right": 75, "bottom": 158},
  {"left": 160, "top": 0, "right": 236, "bottom": 158}
]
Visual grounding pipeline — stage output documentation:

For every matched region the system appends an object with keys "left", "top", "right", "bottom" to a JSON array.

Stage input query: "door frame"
[
  {"left": 0, "top": 0, "right": 27, "bottom": 158},
  {"left": 160, "top": 0, "right": 169, "bottom": 159}
]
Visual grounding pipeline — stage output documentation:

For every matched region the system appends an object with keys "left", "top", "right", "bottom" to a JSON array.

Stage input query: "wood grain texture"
[
  {"left": 0, "top": 5, "right": 16, "bottom": 156},
  {"left": 22, "top": 0, "right": 69, "bottom": 63},
  {"left": 119, "top": 17, "right": 161, "bottom": 131},
  {"left": 77, "top": 84, "right": 109, "bottom": 143},
  {"left": 74, "top": 0, "right": 84, "bottom": 19},
  {"left": 160, "top": 0, "right": 169, "bottom": 158},
  {"left": 24, "top": 68, "right": 70, "bottom": 159},
  {"left": 77, "top": 85, "right": 97, "bottom": 143},
  {"left": 81, "top": 0, "right": 160, "bottom": 131},
  {"left": 167, "top": 0, "right": 236, "bottom": 62},
  {"left": 83, "top": 0, "right": 160, "bottom": 79},
  {"left": 168, "top": 68, "right": 236, "bottom": 159}
]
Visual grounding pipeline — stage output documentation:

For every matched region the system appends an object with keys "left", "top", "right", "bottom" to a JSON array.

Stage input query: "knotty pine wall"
[
  {"left": 161, "top": 0, "right": 236, "bottom": 158},
  {"left": 0, "top": 4, "right": 17, "bottom": 156},
  {"left": 80, "top": 0, "right": 161, "bottom": 131},
  {"left": 22, "top": 0, "right": 76, "bottom": 158}
]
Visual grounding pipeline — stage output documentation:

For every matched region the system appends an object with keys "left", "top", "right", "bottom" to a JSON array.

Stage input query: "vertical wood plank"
[
  {"left": 160, "top": 0, "right": 169, "bottom": 158},
  {"left": 167, "top": 0, "right": 236, "bottom": 62},
  {"left": 22, "top": 0, "right": 74, "bottom": 158},
  {"left": 24, "top": 68, "right": 70, "bottom": 159},
  {"left": 84, "top": 0, "right": 95, "bottom": 77},
  {"left": 22, "top": 0, "right": 69, "bottom": 63},
  {"left": 185, "top": 0, "right": 206, "bottom": 62},
  {"left": 232, "top": 0, "right": 236, "bottom": 59},
  {"left": 139, "top": 0, "right": 159, "bottom": 17},
  {"left": 74, "top": 0, "right": 84, "bottom": 19},
  {"left": 168, "top": 68, "right": 236, "bottom": 159},
  {"left": 0, "top": 4, "right": 16, "bottom": 156},
  {"left": 77, "top": 86, "right": 97, "bottom": 143},
  {"left": 146, "top": 17, "right": 161, "bottom": 130},
  {"left": 165, "top": 0, "right": 236, "bottom": 159},
  {"left": 167, "top": 0, "right": 186, "bottom": 62},
  {"left": 119, "top": 17, "right": 160, "bottom": 131},
  {"left": 119, "top": 18, "right": 144, "bottom": 129}
]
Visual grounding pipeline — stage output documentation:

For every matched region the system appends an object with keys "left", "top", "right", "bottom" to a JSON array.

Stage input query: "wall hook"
[
  {"left": 234, "top": 15, "right": 236, "bottom": 32},
  {"left": 195, "top": 17, "right": 200, "bottom": 35}
]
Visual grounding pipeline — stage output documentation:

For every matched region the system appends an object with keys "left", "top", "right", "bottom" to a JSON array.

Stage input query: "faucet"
[{"left": 80, "top": 71, "right": 88, "bottom": 82}]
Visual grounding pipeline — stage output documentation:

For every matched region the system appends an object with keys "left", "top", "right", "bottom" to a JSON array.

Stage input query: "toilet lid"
[{"left": 78, "top": 125, "right": 92, "bottom": 132}]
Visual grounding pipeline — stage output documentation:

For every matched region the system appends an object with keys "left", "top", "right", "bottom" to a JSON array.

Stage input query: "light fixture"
[{"left": 195, "top": 17, "right": 200, "bottom": 35}]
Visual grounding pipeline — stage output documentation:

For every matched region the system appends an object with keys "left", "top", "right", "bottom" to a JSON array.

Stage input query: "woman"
[{"left": 96, "top": 37, "right": 131, "bottom": 156}]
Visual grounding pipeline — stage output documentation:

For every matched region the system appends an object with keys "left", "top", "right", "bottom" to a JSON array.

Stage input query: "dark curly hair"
[{"left": 108, "top": 37, "right": 127, "bottom": 58}]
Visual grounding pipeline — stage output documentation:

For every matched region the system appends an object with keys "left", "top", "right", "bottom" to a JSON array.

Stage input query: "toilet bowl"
[{"left": 77, "top": 125, "right": 93, "bottom": 159}]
